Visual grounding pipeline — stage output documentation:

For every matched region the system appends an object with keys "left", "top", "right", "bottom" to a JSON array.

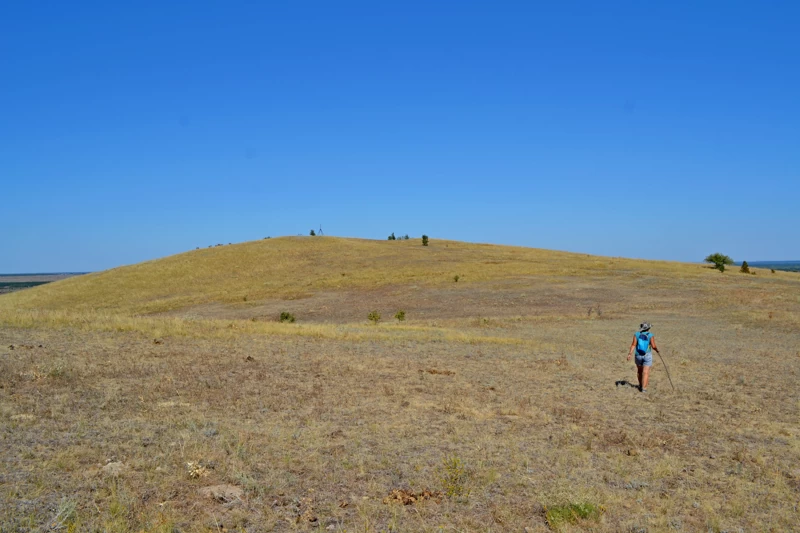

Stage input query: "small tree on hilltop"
[
  {"left": 309, "top": 229, "right": 316, "bottom": 236},
  {"left": 422, "top": 235, "right": 429, "bottom": 246},
  {"left": 704, "top": 252, "right": 733, "bottom": 272},
  {"left": 388, "top": 233, "right": 396, "bottom": 240},
  {"left": 740, "top": 261, "right": 750, "bottom": 274}
]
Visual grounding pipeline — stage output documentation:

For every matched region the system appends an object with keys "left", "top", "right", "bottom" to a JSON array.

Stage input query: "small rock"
[
  {"left": 102, "top": 462, "right": 126, "bottom": 478},
  {"left": 245, "top": 355, "right": 255, "bottom": 362},
  {"left": 198, "top": 484, "right": 244, "bottom": 503},
  {"left": 326, "top": 525, "right": 336, "bottom": 531},
  {"left": 692, "top": 501, "right": 700, "bottom": 508},
  {"left": 203, "top": 427, "right": 219, "bottom": 437}
]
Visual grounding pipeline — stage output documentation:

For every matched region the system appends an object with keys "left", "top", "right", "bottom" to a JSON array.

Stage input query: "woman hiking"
[{"left": 627, "top": 322, "right": 660, "bottom": 393}]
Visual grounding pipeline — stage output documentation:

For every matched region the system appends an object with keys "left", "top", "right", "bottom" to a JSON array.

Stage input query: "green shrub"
[
  {"left": 309, "top": 229, "right": 316, "bottom": 236},
  {"left": 441, "top": 455, "right": 470, "bottom": 499},
  {"left": 367, "top": 310, "right": 381, "bottom": 324},
  {"left": 279, "top": 312, "right": 295, "bottom": 323},
  {"left": 403, "top": 234, "right": 410, "bottom": 240},
  {"left": 545, "top": 502, "right": 603, "bottom": 530},
  {"left": 704, "top": 252, "right": 733, "bottom": 272},
  {"left": 50, "top": 497, "right": 78, "bottom": 531},
  {"left": 740, "top": 261, "right": 750, "bottom": 274},
  {"left": 388, "top": 233, "right": 396, "bottom": 240},
  {"left": 771, "top": 269, "right": 776, "bottom": 274},
  {"left": 394, "top": 310, "right": 405, "bottom": 322},
  {"left": 453, "top": 275, "right": 460, "bottom": 282},
  {"left": 422, "top": 235, "right": 429, "bottom": 246}
]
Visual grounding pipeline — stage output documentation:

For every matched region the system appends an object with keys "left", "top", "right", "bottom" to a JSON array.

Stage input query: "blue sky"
[{"left": 2, "top": 1, "right": 798, "bottom": 272}]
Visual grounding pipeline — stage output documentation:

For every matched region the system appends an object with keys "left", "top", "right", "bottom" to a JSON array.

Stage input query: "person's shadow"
[{"left": 615, "top": 380, "right": 638, "bottom": 389}]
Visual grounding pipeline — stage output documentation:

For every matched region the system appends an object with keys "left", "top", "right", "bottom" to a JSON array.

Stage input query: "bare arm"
[
  {"left": 651, "top": 336, "right": 660, "bottom": 354},
  {"left": 627, "top": 336, "right": 636, "bottom": 360}
]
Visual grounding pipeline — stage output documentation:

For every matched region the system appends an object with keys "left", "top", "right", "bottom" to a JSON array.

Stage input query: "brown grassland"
[{"left": 1, "top": 236, "right": 799, "bottom": 532}]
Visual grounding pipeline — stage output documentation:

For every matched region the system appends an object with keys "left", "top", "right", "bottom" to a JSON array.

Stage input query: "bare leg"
[
  {"left": 642, "top": 366, "right": 651, "bottom": 391},
  {"left": 636, "top": 365, "right": 644, "bottom": 390}
]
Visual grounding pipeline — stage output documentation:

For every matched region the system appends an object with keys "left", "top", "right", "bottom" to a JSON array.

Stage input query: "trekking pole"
[{"left": 656, "top": 351, "right": 675, "bottom": 391}]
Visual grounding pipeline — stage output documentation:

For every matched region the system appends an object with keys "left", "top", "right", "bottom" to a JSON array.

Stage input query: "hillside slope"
[
  {"left": 0, "top": 237, "right": 800, "bottom": 330},
  {"left": 0, "top": 237, "right": 707, "bottom": 315},
  {"left": 2, "top": 239, "right": 800, "bottom": 532}
]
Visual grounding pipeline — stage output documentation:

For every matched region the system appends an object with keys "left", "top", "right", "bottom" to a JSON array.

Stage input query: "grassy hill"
[
  {"left": 1, "top": 236, "right": 708, "bottom": 315},
  {"left": 2, "top": 237, "right": 800, "bottom": 531},
  {"left": 1, "top": 236, "right": 797, "bottom": 338}
]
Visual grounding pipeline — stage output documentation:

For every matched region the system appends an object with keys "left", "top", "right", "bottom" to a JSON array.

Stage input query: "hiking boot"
[{"left": 641, "top": 388, "right": 647, "bottom": 393}]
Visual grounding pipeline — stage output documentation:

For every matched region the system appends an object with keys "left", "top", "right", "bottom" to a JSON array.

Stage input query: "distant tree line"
[
  {"left": 704, "top": 253, "right": 760, "bottom": 275},
  {"left": 387, "top": 233, "right": 428, "bottom": 246}
]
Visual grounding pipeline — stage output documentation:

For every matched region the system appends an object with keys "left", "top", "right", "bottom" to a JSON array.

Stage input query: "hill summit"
[{"left": 0, "top": 236, "right": 697, "bottom": 316}]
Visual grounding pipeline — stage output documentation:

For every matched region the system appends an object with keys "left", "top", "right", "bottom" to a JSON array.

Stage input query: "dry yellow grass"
[
  {"left": 1, "top": 237, "right": 799, "bottom": 531},
  {"left": 0, "top": 236, "right": 719, "bottom": 315}
]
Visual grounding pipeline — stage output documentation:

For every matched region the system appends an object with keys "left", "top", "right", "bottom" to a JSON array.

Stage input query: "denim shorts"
[{"left": 635, "top": 352, "right": 653, "bottom": 367}]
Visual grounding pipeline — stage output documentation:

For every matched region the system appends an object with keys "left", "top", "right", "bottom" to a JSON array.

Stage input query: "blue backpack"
[{"left": 636, "top": 332, "right": 652, "bottom": 355}]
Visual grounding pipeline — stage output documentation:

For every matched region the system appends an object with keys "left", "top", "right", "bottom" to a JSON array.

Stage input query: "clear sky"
[{"left": 2, "top": 1, "right": 798, "bottom": 272}]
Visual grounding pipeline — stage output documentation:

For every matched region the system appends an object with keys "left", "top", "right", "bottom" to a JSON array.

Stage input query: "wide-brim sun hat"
[{"left": 639, "top": 322, "right": 652, "bottom": 332}]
